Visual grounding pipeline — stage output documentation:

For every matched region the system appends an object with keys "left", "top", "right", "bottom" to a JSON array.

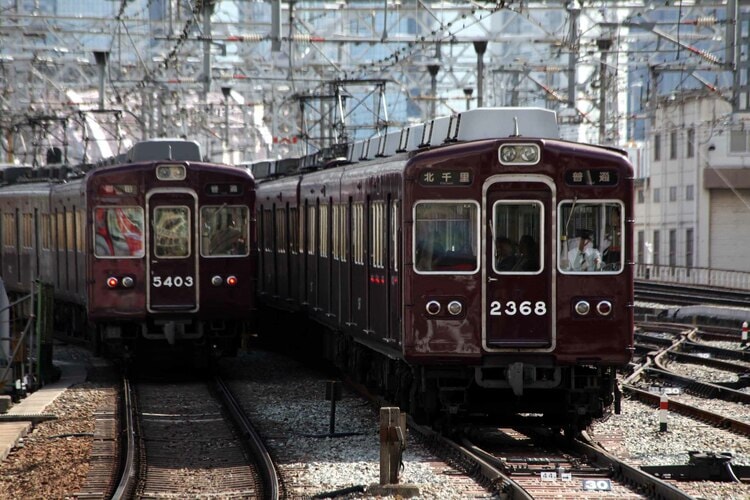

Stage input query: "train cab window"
[
  {"left": 153, "top": 206, "right": 189, "bottom": 258},
  {"left": 558, "top": 201, "right": 623, "bottom": 273},
  {"left": 414, "top": 201, "right": 479, "bottom": 274},
  {"left": 492, "top": 202, "right": 542, "bottom": 274},
  {"left": 94, "top": 207, "right": 145, "bottom": 258},
  {"left": 200, "top": 205, "right": 249, "bottom": 257}
]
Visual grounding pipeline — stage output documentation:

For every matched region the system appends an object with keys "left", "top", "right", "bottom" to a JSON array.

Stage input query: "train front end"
[
  {"left": 87, "top": 157, "right": 256, "bottom": 360},
  {"left": 402, "top": 110, "right": 634, "bottom": 428}
]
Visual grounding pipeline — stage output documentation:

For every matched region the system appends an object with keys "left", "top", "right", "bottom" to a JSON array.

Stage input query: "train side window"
[
  {"left": 558, "top": 201, "right": 623, "bottom": 273},
  {"left": 414, "top": 201, "right": 479, "bottom": 274},
  {"left": 93, "top": 207, "right": 145, "bottom": 258},
  {"left": 492, "top": 201, "right": 543, "bottom": 274},
  {"left": 153, "top": 206, "right": 189, "bottom": 258},
  {"left": 200, "top": 205, "right": 249, "bottom": 257}
]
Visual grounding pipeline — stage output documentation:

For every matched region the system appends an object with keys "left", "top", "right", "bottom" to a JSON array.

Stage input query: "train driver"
[{"left": 568, "top": 229, "right": 602, "bottom": 272}]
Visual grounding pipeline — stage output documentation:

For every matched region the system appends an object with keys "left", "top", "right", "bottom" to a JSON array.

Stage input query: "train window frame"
[
  {"left": 93, "top": 206, "right": 145, "bottom": 259},
  {"left": 491, "top": 200, "right": 544, "bottom": 275},
  {"left": 152, "top": 205, "right": 190, "bottom": 259},
  {"left": 413, "top": 200, "right": 480, "bottom": 275},
  {"left": 199, "top": 205, "right": 250, "bottom": 258},
  {"left": 557, "top": 199, "right": 624, "bottom": 275}
]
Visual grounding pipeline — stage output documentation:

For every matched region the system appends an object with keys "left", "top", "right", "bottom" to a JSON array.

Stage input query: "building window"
[
  {"left": 730, "top": 130, "right": 748, "bottom": 152},
  {"left": 686, "top": 184, "right": 694, "bottom": 201},
  {"left": 669, "top": 130, "right": 677, "bottom": 159},
  {"left": 653, "top": 188, "right": 661, "bottom": 203},
  {"left": 637, "top": 189, "right": 644, "bottom": 204},
  {"left": 637, "top": 230, "right": 644, "bottom": 264},
  {"left": 653, "top": 230, "right": 660, "bottom": 266},
  {"left": 669, "top": 229, "right": 676, "bottom": 267},
  {"left": 654, "top": 133, "right": 661, "bottom": 161},
  {"left": 686, "top": 127, "right": 694, "bottom": 158},
  {"left": 685, "top": 228, "right": 693, "bottom": 268},
  {"left": 669, "top": 186, "right": 677, "bottom": 202}
]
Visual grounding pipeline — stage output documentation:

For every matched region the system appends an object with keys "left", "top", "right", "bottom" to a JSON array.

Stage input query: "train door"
[
  {"left": 483, "top": 177, "right": 554, "bottom": 349},
  {"left": 146, "top": 189, "right": 198, "bottom": 312}
]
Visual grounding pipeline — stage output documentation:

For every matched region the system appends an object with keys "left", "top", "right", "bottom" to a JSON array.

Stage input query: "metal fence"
[{"left": 635, "top": 264, "right": 750, "bottom": 291}]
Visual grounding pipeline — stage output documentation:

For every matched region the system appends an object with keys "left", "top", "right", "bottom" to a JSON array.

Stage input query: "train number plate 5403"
[
  {"left": 489, "top": 300, "right": 547, "bottom": 316},
  {"left": 152, "top": 276, "right": 194, "bottom": 287}
]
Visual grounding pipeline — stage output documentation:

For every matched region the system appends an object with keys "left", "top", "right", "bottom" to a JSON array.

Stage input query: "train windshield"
[
  {"left": 492, "top": 201, "right": 543, "bottom": 274},
  {"left": 558, "top": 201, "right": 623, "bottom": 273},
  {"left": 414, "top": 201, "right": 479, "bottom": 273},
  {"left": 153, "top": 206, "right": 190, "bottom": 258},
  {"left": 200, "top": 205, "right": 249, "bottom": 256},
  {"left": 93, "top": 207, "right": 144, "bottom": 258}
]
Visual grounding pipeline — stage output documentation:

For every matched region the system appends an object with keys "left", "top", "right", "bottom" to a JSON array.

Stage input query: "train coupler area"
[{"left": 474, "top": 363, "right": 562, "bottom": 395}]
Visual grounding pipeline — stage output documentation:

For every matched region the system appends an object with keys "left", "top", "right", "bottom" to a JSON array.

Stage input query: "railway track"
[
  {"left": 111, "top": 376, "right": 278, "bottom": 499},
  {"left": 635, "top": 280, "right": 750, "bottom": 308}
]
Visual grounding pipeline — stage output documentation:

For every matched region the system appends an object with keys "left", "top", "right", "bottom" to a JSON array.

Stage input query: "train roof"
[{"left": 127, "top": 138, "right": 202, "bottom": 162}]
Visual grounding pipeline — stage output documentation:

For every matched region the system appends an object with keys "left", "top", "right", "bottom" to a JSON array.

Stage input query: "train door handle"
[{"left": 487, "top": 277, "right": 498, "bottom": 282}]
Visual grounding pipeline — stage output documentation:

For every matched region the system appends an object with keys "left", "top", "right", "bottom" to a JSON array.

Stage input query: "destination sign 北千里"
[{"left": 418, "top": 170, "right": 473, "bottom": 186}]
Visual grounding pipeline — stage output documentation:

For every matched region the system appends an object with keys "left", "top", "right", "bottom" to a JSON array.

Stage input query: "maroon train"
[
  {"left": 0, "top": 139, "right": 256, "bottom": 361},
  {"left": 256, "top": 108, "right": 634, "bottom": 429}
]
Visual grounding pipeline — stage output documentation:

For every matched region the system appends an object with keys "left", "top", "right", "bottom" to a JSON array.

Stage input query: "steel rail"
[
  {"left": 214, "top": 376, "right": 280, "bottom": 500},
  {"left": 111, "top": 377, "right": 137, "bottom": 500}
]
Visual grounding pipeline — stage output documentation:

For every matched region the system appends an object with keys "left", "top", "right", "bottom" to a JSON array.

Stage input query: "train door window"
[
  {"left": 22, "top": 213, "right": 32, "bottom": 249},
  {"left": 492, "top": 201, "right": 542, "bottom": 274},
  {"left": 413, "top": 201, "right": 479, "bottom": 274},
  {"left": 290, "top": 206, "right": 298, "bottom": 255},
  {"left": 2, "top": 213, "right": 13, "bottom": 248},
  {"left": 333, "top": 205, "right": 340, "bottom": 261},
  {"left": 320, "top": 203, "right": 329, "bottom": 258},
  {"left": 558, "top": 201, "right": 623, "bottom": 273},
  {"left": 153, "top": 206, "right": 189, "bottom": 258},
  {"left": 391, "top": 200, "right": 399, "bottom": 271},
  {"left": 353, "top": 202, "right": 364, "bottom": 265},
  {"left": 307, "top": 203, "right": 316, "bottom": 255},
  {"left": 41, "top": 214, "right": 50, "bottom": 250},
  {"left": 200, "top": 205, "right": 249, "bottom": 257},
  {"left": 275, "top": 207, "right": 286, "bottom": 254},
  {"left": 371, "top": 201, "right": 385, "bottom": 268},
  {"left": 340, "top": 204, "right": 347, "bottom": 263},
  {"left": 94, "top": 207, "right": 145, "bottom": 258}
]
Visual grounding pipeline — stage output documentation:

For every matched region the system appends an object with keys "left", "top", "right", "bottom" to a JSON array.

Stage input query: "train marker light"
[
  {"left": 226, "top": 275, "right": 238, "bottom": 286},
  {"left": 106, "top": 277, "right": 119, "bottom": 288},
  {"left": 597, "top": 301, "right": 612, "bottom": 316},
  {"left": 211, "top": 275, "right": 223, "bottom": 286},
  {"left": 121, "top": 276, "right": 135, "bottom": 288},
  {"left": 574, "top": 300, "right": 590, "bottom": 316},
  {"left": 426, "top": 300, "right": 441, "bottom": 316},
  {"left": 447, "top": 300, "right": 463, "bottom": 316}
]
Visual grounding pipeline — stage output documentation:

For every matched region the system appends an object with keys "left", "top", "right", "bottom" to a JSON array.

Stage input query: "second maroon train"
[
  {"left": 0, "top": 139, "right": 256, "bottom": 362},
  {"left": 254, "top": 107, "right": 634, "bottom": 430}
]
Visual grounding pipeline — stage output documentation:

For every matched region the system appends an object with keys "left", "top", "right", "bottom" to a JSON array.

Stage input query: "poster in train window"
[
  {"left": 153, "top": 206, "right": 189, "bottom": 258},
  {"left": 93, "top": 207, "right": 144, "bottom": 258},
  {"left": 200, "top": 205, "right": 249, "bottom": 257},
  {"left": 413, "top": 201, "right": 479, "bottom": 274}
]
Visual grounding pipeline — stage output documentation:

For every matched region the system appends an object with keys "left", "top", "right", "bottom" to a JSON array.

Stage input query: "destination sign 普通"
[{"left": 565, "top": 169, "right": 619, "bottom": 186}]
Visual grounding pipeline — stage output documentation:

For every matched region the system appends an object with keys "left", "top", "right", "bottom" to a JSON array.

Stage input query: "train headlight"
[
  {"left": 211, "top": 275, "right": 223, "bottom": 286},
  {"left": 499, "top": 145, "right": 517, "bottom": 163},
  {"left": 226, "top": 275, "right": 238, "bottom": 286},
  {"left": 425, "top": 300, "right": 441, "bottom": 316},
  {"left": 597, "top": 300, "right": 613, "bottom": 316},
  {"left": 121, "top": 276, "right": 135, "bottom": 288},
  {"left": 447, "top": 300, "right": 463, "bottom": 316},
  {"left": 106, "top": 277, "right": 119, "bottom": 288},
  {"left": 498, "top": 143, "right": 540, "bottom": 165},
  {"left": 574, "top": 300, "right": 590, "bottom": 316}
]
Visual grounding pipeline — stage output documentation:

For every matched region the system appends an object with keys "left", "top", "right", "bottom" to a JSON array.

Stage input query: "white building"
[{"left": 636, "top": 92, "right": 750, "bottom": 275}]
